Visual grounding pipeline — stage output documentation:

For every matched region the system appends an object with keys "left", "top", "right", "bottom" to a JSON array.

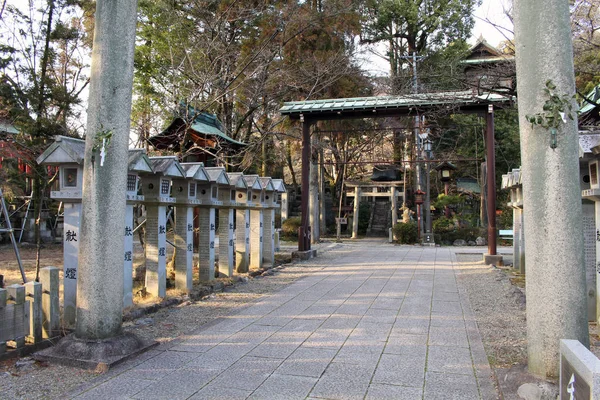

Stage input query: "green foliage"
[
  {"left": 393, "top": 222, "right": 418, "bottom": 244},
  {"left": 92, "top": 127, "right": 113, "bottom": 153},
  {"left": 357, "top": 202, "right": 371, "bottom": 235},
  {"left": 525, "top": 80, "right": 576, "bottom": 129},
  {"left": 281, "top": 217, "right": 302, "bottom": 240},
  {"left": 432, "top": 216, "right": 485, "bottom": 245},
  {"left": 433, "top": 194, "right": 464, "bottom": 209}
]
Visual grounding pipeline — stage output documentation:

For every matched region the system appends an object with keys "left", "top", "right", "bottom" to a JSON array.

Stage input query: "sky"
[{"left": 471, "top": 0, "right": 514, "bottom": 47}]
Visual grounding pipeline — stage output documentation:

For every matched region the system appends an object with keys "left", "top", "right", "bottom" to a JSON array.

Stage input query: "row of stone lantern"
[{"left": 37, "top": 136, "right": 286, "bottom": 326}]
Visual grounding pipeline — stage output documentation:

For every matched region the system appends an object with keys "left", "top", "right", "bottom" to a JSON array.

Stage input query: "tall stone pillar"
[
  {"left": 352, "top": 187, "right": 361, "bottom": 239},
  {"left": 174, "top": 206, "right": 194, "bottom": 292},
  {"left": 512, "top": 206, "right": 524, "bottom": 274},
  {"left": 281, "top": 192, "right": 289, "bottom": 222},
  {"left": 145, "top": 204, "right": 167, "bottom": 298},
  {"left": 250, "top": 209, "right": 263, "bottom": 270},
  {"left": 263, "top": 208, "right": 275, "bottom": 266},
  {"left": 391, "top": 186, "right": 398, "bottom": 227},
  {"left": 198, "top": 207, "right": 216, "bottom": 281},
  {"left": 63, "top": 202, "right": 81, "bottom": 327},
  {"left": 514, "top": 0, "right": 589, "bottom": 377},
  {"left": 218, "top": 208, "right": 234, "bottom": 277},
  {"left": 236, "top": 209, "right": 250, "bottom": 273},
  {"left": 123, "top": 203, "right": 134, "bottom": 308},
  {"left": 74, "top": 0, "right": 139, "bottom": 340}
]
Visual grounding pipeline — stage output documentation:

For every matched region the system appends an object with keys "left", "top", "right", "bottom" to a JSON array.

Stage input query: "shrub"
[
  {"left": 393, "top": 222, "right": 418, "bottom": 244},
  {"left": 281, "top": 216, "right": 301, "bottom": 240}
]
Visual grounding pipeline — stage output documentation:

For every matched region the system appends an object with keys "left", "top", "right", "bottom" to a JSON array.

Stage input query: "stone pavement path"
[{"left": 68, "top": 240, "right": 496, "bottom": 400}]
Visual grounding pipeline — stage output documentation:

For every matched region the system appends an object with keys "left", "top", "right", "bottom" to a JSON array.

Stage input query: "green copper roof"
[
  {"left": 280, "top": 91, "right": 513, "bottom": 119},
  {"left": 580, "top": 84, "right": 600, "bottom": 115}
]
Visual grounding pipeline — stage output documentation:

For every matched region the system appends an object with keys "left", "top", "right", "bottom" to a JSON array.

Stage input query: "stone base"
[
  {"left": 292, "top": 249, "right": 317, "bottom": 261},
  {"left": 33, "top": 332, "right": 158, "bottom": 371},
  {"left": 484, "top": 254, "right": 504, "bottom": 266}
]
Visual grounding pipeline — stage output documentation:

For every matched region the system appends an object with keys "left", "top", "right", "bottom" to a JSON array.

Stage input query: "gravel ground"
[{"left": 0, "top": 243, "right": 336, "bottom": 400}]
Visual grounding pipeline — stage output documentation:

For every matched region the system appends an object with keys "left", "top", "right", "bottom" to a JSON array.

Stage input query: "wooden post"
[{"left": 300, "top": 118, "right": 311, "bottom": 251}]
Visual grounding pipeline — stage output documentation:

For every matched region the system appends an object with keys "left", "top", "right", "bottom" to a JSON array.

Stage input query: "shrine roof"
[
  {"left": 280, "top": 91, "right": 512, "bottom": 120},
  {"left": 149, "top": 107, "right": 245, "bottom": 150}
]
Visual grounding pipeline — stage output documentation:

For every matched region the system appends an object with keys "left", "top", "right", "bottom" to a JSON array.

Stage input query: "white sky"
[{"left": 471, "top": 0, "right": 514, "bottom": 47}]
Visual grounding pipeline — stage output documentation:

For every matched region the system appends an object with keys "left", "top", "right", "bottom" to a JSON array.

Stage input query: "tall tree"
[
  {"left": 0, "top": 0, "right": 92, "bottom": 279},
  {"left": 360, "top": 0, "right": 480, "bottom": 93}
]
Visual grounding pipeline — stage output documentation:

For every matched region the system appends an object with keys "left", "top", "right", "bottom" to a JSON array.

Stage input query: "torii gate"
[{"left": 279, "top": 91, "right": 513, "bottom": 260}]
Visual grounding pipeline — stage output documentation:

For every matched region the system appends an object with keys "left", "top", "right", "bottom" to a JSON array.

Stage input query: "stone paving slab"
[{"left": 66, "top": 241, "right": 498, "bottom": 399}]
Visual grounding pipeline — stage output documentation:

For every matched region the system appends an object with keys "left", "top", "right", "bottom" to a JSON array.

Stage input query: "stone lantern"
[
  {"left": 260, "top": 177, "right": 277, "bottom": 266},
  {"left": 205, "top": 167, "right": 238, "bottom": 278},
  {"left": 193, "top": 166, "right": 229, "bottom": 281},
  {"left": 501, "top": 168, "right": 524, "bottom": 275},
  {"left": 145, "top": 156, "right": 185, "bottom": 297},
  {"left": 123, "top": 149, "right": 153, "bottom": 307},
  {"left": 37, "top": 135, "right": 85, "bottom": 327},
  {"left": 172, "top": 163, "right": 208, "bottom": 292},
  {"left": 271, "top": 179, "right": 288, "bottom": 221},
  {"left": 243, "top": 175, "right": 268, "bottom": 270},
  {"left": 231, "top": 173, "right": 262, "bottom": 273}
]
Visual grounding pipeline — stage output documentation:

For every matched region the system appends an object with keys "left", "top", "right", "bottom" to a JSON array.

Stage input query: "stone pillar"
[
  {"left": 145, "top": 204, "right": 167, "bottom": 297},
  {"left": 583, "top": 202, "right": 597, "bottom": 322},
  {"left": 352, "top": 187, "right": 361, "bottom": 239},
  {"left": 517, "top": 209, "right": 526, "bottom": 275},
  {"left": 236, "top": 209, "right": 250, "bottom": 273},
  {"left": 40, "top": 266, "right": 59, "bottom": 338},
  {"left": 514, "top": 0, "right": 589, "bottom": 377},
  {"left": 123, "top": 203, "right": 134, "bottom": 308},
  {"left": 218, "top": 208, "right": 234, "bottom": 277},
  {"left": 512, "top": 206, "right": 524, "bottom": 274},
  {"left": 198, "top": 208, "right": 215, "bottom": 281},
  {"left": 250, "top": 209, "right": 263, "bottom": 270},
  {"left": 391, "top": 186, "right": 398, "bottom": 226},
  {"left": 595, "top": 200, "right": 600, "bottom": 325},
  {"left": 263, "top": 208, "right": 275, "bottom": 266},
  {"left": 62, "top": 202, "right": 81, "bottom": 327},
  {"left": 174, "top": 206, "right": 194, "bottom": 292},
  {"left": 281, "top": 192, "right": 289, "bottom": 222}
]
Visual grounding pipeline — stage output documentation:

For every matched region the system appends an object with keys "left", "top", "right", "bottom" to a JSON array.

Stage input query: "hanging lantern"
[{"left": 415, "top": 189, "right": 426, "bottom": 205}]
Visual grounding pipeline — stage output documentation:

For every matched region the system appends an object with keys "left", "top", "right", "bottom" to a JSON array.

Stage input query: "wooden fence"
[{"left": 0, "top": 267, "right": 60, "bottom": 356}]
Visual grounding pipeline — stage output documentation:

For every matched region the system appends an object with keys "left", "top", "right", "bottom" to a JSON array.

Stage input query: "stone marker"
[{"left": 560, "top": 339, "right": 600, "bottom": 399}]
